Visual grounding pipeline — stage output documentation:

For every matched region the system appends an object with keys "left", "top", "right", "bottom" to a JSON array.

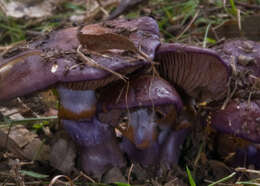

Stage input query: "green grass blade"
[
  {"left": 186, "top": 166, "right": 196, "bottom": 186},
  {"left": 113, "top": 182, "right": 130, "bottom": 186},
  {"left": 19, "top": 170, "right": 49, "bottom": 179},
  {"left": 208, "top": 172, "right": 236, "bottom": 186}
]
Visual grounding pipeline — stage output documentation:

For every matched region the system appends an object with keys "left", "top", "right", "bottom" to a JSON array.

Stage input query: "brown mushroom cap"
[
  {"left": 211, "top": 100, "right": 260, "bottom": 143},
  {"left": 155, "top": 43, "right": 231, "bottom": 102},
  {"left": 0, "top": 17, "right": 160, "bottom": 102}
]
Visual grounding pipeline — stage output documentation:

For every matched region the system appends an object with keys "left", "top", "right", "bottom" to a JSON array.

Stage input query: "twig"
[
  {"left": 248, "top": 91, "right": 252, "bottom": 106},
  {"left": 0, "top": 0, "right": 7, "bottom": 15},
  {"left": 236, "top": 2, "right": 260, "bottom": 10},
  {"left": 204, "top": 179, "right": 232, "bottom": 185},
  {"left": 79, "top": 171, "right": 96, "bottom": 183},
  {"left": 49, "top": 175, "right": 73, "bottom": 186},
  {"left": 221, "top": 56, "right": 238, "bottom": 110},
  {"left": 237, "top": 8, "right": 241, "bottom": 31},
  {"left": 176, "top": 10, "right": 200, "bottom": 40},
  {"left": 17, "top": 98, "right": 40, "bottom": 118},
  {"left": 128, "top": 163, "right": 134, "bottom": 185},
  {"left": 96, "top": 0, "right": 109, "bottom": 16},
  {"left": 236, "top": 181, "right": 260, "bottom": 186},
  {"left": 0, "top": 41, "right": 25, "bottom": 57},
  {"left": 235, "top": 167, "right": 260, "bottom": 175},
  {"left": 77, "top": 45, "right": 127, "bottom": 81},
  {"left": 221, "top": 78, "right": 237, "bottom": 110}
]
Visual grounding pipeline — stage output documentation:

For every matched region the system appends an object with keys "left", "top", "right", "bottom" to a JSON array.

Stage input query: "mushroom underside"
[{"left": 155, "top": 43, "right": 230, "bottom": 102}]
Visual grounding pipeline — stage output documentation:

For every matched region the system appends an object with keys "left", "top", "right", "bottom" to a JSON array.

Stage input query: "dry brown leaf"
[
  {"left": 0, "top": 125, "right": 50, "bottom": 161},
  {"left": 78, "top": 24, "right": 140, "bottom": 54}
]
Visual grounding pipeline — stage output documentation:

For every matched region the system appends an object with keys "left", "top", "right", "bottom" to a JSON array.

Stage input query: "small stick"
[
  {"left": 96, "top": 0, "right": 109, "bottom": 16},
  {"left": 237, "top": 9, "right": 241, "bottom": 31},
  {"left": 128, "top": 163, "right": 134, "bottom": 185},
  {"left": 176, "top": 10, "right": 200, "bottom": 40},
  {"left": 235, "top": 167, "right": 260, "bottom": 175},
  {"left": 17, "top": 97, "right": 40, "bottom": 118},
  {"left": 0, "top": 41, "right": 25, "bottom": 57},
  {"left": 80, "top": 171, "right": 96, "bottom": 183},
  {"left": 221, "top": 78, "right": 237, "bottom": 110},
  {"left": 77, "top": 45, "right": 127, "bottom": 81},
  {"left": 236, "top": 2, "right": 260, "bottom": 10},
  {"left": 49, "top": 175, "right": 73, "bottom": 186}
]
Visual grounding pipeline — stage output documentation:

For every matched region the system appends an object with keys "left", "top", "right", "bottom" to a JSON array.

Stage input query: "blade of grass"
[
  {"left": 113, "top": 182, "right": 130, "bottom": 186},
  {"left": 229, "top": 0, "right": 237, "bottom": 15},
  {"left": 20, "top": 170, "right": 49, "bottom": 179},
  {"left": 208, "top": 172, "right": 236, "bottom": 186},
  {"left": 0, "top": 116, "right": 58, "bottom": 127},
  {"left": 203, "top": 23, "right": 211, "bottom": 48},
  {"left": 186, "top": 166, "right": 196, "bottom": 186},
  {"left": 176, "top": 9, "right": 200, "bottom": 40}
]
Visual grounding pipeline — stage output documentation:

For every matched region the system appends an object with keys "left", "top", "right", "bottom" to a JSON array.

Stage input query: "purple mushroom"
[
  {"left": 99, "top": 75, "right": 183, "bottom": 148},
  {"left": 214, "top": 39, "right": 260, "bottom": 99},
  {"left": 98, "top": 75, "right": 189, "bottom": 169},
  {"left": 232, "top": 144, "right": 260, "bottom": 169},
  {"left": 0, "top": 17, "right": 161, "bottom": 177},
  {"left": 211, "top": 100, "right": 260, "bottom": 143},
  {"left": 210, "top": 39, "right": 260, "bottom": 169},
  {"left": 215, "top": 39, "right": 260, "bottom": 78},
  {"left": 155, "top": 43, "right": 231, "bottom": 102},
  {"left": 119, "top": 126, "right": 190, "bottom": 171},
  {"left": 216, "top": 133, "right": 260, "bottom": 170}
]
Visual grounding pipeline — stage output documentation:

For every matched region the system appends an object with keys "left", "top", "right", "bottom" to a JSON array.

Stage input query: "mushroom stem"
[
  {"left": 57, "top": 86, "right": 125, "bottom": 177},
  {"left": 61, "top": 118, "right": 125, "bottom": 178},
  {"left": 57, "top": 86, "right": 97, "bottom": 120},
  {"left": 124, "top": 108, "right": 158, "bottom": 149}
]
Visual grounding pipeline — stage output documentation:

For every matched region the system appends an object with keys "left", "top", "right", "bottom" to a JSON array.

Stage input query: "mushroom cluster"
[
  {"left": 5, "top": 17, "right": 259, "bottom": 179},
  {"left": 210, "top": 40, "right": 260, "bottom": 169}
]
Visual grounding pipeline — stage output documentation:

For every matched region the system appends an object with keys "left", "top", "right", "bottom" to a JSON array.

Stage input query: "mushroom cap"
[
  {"left": 214, "top": 39, "right": 260, "bottom": 77},
  {"left": 98, "top": 75, "right": 183, "bottom": 112},
  {"left": 211, "top": 100, "right": 260, "bottom": 143},
  {"left": 78, "top": 16, "right": 160, "bottom": 59},
  {"left": 0, "top": 17, "right": 160, "bottom": 101},
  {"left": 155, "top": 43, "right": 231, "bottom": 101}
]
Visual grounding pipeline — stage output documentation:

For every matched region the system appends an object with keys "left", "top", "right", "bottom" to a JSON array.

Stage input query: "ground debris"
[
  {"left": 0, "top": 0, "right": 64, "bottom": 18},
  {"left": 0, "top": 125, "right": 50, "bottom": 161}
]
